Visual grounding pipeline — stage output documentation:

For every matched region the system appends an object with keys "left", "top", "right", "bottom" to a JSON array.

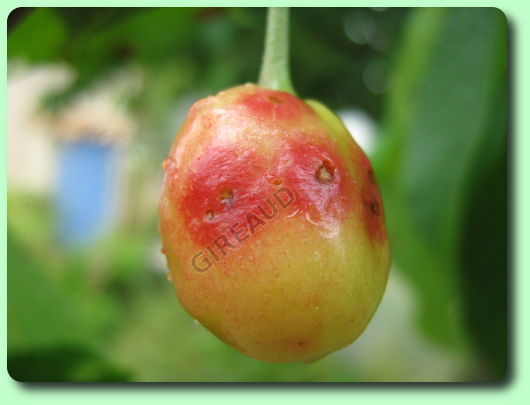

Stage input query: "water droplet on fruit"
[
  {"left": 162, "top": 157, "right": 177, "bottom": 173},
  {"left": 286, "top": 208, "right": 300, "bottom": 218},
  {"left": 305, "top": 211, "right": 320, "bottom": 226},
  {"left": 316, "top": 160, "right": 335, "bottom": 183},
  {"left": 165, "top": 272, "right": 172, "bottom": 282}
]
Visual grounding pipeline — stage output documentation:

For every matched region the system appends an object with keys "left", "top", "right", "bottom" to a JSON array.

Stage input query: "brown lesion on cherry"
[
  {"left": 270, "top": 177, "right": 282, "bottom": 185},
  {"left": 205, "top": 209, "right": 215, "bottom": 221},
  {"left": 367, "top": 168, "right": 376, "bottom": 184},
  {"left": 365, "top": 168, "right": 381, "bottom": 217},
  {"left": 267, "top": 95, "right": 284, "bottom": 104},
  {"left": 219, "top": 188, "right": 234, "bottom": 207},
  {"left": 203, "top": 188, "right": 234, "bottom": 223},
  {"left": 315, "top": 159, "right": 336, "bottom": 184},
  {"left": 369, "top": 200, "right": 380, "bottom": 216}
]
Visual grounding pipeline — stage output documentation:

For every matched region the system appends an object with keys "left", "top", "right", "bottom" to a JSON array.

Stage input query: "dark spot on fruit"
[
  {"left": 219, "top": 188, "right": 234, "bottom": 207},
  {"left": 180, "top": 145, "right": 270, "bottom": 247},
  {"left": 267, "top": 95, "right": 283, "bottom": 104},
  {"left": 240, "top": 89, "right": 314, "bottom": 122},
  {"left": 368, "top": 169, "right": 376, "bottom": 184},
  {"left": 369, "top": 201, "right": 379, "bottom": 216},
  {"left": 271, "top": 177, "right": 282, "bottom": 185},
  {"left": 315, "top": 160, "right": 335, "bottom": 184},
  {"left": 298, "top": 341, "right": 308, "bottom": 346},
  {"left": 205, "top": 210, "right": 215, "bottom": 221}
]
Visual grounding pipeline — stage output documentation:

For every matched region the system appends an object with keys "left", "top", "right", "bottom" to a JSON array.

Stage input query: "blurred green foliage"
[
  {"left": 7, "top": 7, "right": 508, "bottom": 381},
  {"left": 375, "top": 7, "right": 507, "bottom": 379},
  {"left": 8, "top": 7, "right": 407, "bottom": 114}
]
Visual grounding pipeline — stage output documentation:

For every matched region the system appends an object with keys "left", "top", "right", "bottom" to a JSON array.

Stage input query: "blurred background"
[{"left": 7, "top": 7, "right": 508, "bottom": 382}]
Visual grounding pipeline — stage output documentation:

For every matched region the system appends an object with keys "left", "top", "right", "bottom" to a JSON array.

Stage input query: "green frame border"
[{"left": 2, "top": 0, "right": 528, "bottom": 399}]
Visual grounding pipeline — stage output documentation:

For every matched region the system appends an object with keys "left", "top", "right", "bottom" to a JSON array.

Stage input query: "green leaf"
[
  {"left": 7, "top": 231, "right": 90, "bottom": 351},
  {"left": 8, "top": 345, "right": 131, "bottom": 382},
  {"left": 375, "top": 7, "right": 507, "bottom": 375},
  {"left": 7, "top": 222, "right": 132, "bottom": 381},
  {"left": 8, "top": 8, "right": 67, "bottom": 62}
]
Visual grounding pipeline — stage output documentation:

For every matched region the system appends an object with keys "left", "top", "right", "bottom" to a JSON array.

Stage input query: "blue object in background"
[{"left": 56, "top": 138, "right": 118, "bottom": 247}]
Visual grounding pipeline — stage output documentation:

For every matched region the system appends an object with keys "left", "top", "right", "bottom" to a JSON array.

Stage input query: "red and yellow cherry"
[{"left": 159, "top": 84, "right": 390, "bottom": 363}]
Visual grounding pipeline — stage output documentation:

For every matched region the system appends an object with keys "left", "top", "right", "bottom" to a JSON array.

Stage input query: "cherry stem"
[{"left": 258, "top": 7, "right": 295, "bottom": 94}]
